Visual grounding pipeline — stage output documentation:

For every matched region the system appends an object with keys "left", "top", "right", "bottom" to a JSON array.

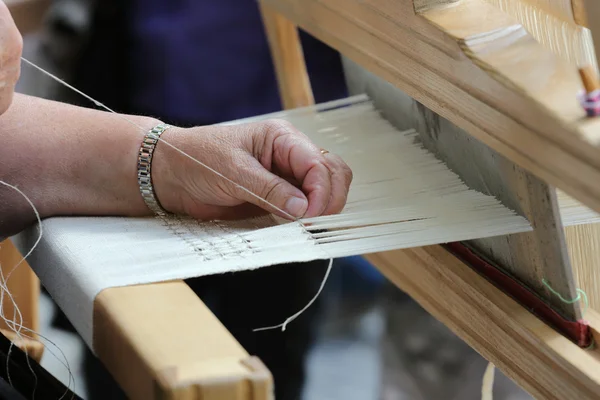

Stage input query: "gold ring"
[{"left": 320, "top": 149, "right": 329, "bottom": 155}]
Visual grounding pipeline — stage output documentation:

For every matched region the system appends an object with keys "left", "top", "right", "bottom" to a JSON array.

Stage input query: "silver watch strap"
[{"left": 137, "top": 123, "right": 171, "bottom": 216}]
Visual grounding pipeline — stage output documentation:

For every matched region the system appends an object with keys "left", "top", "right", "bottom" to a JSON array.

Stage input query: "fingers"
[
  {"left": 256, "top": 119, "right": 352, "bottom": 218},
  {"left": 0, "top": 1, "right": 22, "bottom": 116},
  {"left": 321, "top": 152, "right": 353, "bottom": 216},
  {"left": 235, "top": 158, "right": 311, "bottom": 219}
]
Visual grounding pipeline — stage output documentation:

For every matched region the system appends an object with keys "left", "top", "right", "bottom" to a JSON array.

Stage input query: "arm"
[
  {"left": 0, "top": 94, "right": 352, "bottom": 238},
  {"left": 0, "top": 94, "right": 158, "bottom": 237}
]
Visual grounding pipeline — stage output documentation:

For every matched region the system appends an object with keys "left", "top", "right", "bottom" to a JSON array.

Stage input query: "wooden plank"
[
  {"left": 583, "top": 0, "right": 600, "bottom": 67},
  {"left": 6, "top": 0, "right": 50, "bottom": 34},
  {"left": 565, "top": 223, "right": 600, "bottom": 312},
  {"left": 343, "top": 58, "right": 582, "bottom": 319},
  {"left": 93, "top": 281, "right": 273, "bottom": 400},
  {"left": 0, "top": 239, "right": 39, "bottom": 333},
  {"left": 260, "top": 0, "right": 600, "bottom": 215},
  {"left": 572, "top": 0, "right": 589, "bottom": 26},
  {"left": 365, "top": 247, "right": 600, "bottom": 400},
  {"left": 0, "top": 240, "right": 42, "bottom": 361},
  {"left": 259, "top": 3, "right": 315, "bottom": 109}
]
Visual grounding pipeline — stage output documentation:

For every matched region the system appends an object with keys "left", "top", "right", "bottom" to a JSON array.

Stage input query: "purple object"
[{"left": 128, "top": 0, "right": 347, "bottom": 125}]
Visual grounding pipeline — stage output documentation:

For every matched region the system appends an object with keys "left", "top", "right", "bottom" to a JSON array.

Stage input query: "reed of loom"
[{"left": 255, "top": 0, "right": 600, "bottom": 398}]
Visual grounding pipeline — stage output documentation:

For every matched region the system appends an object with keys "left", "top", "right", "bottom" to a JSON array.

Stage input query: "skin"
[
  {"left": 0, "top": 3, "right": 352, "bottom": 239},
  {"left": 0, "top": 1, "right": 21, "bottom": 116}
]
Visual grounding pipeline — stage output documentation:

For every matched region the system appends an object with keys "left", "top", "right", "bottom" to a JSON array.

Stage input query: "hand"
[
  {"left": 0, "top": 2, "right": 22, "bottom": 116},
  {"left": 153, "top": 119, "right": 353, "bottom": 220}
]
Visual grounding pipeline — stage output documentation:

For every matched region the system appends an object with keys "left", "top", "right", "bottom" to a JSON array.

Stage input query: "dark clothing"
[
  {"left": 128, "top": 0, "right": 346, "bottom": 123},
  {"left": 38, "top": 1, "right": 347, "bottom": 399},
  {"left": 0, "top": 332, "right": 81, "bottom": 400}
]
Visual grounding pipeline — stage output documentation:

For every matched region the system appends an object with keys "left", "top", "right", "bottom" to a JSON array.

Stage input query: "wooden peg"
[{"left": 579, "top": 64, "right": 600, "bottom": 94}]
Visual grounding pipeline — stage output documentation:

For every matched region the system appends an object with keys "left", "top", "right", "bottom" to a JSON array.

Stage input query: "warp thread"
[
  {"left": 0, "top": 181, "right": 76, "bottom": 398},
  {"left": 481, "top": 362, "right": 495, "bottom": 400},
  {"left": 19, "top": 57, "right": 338, "bottom": 333}
]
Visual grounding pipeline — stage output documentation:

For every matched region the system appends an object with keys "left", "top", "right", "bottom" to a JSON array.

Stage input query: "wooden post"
[
  {"left": 93, "top": 281, "right": 273, "bottom": 400},
  {"left": 0, "top": 240, "right": 43, "bottom": 361},
  {"left": 258, "top": 3, "right": 315, "bottom": 109}
]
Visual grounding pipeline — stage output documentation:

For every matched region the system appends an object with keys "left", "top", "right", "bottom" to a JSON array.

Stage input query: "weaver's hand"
[
  {"left": 0, "top": 1, "right": 22, "bottom": 115},
  {"left": 153, "top": 119, "right": 353, "bottom": 220}
]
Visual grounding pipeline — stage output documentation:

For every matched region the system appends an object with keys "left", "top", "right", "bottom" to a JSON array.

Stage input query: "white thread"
[
  {"left": 482, "top": 362, "right": 495, "bottom": 400},
  {"left": 20, "top": 57, "right": 298, "bottom": 223},
  {"left": 20, "top": 56, "right": 340, "bottom": 335},
  {"left": 253, "top": 258, "right": 333, "bottom": 332},
  {"left": 0, "top": 180, "right": 75, "bottom": 397}
]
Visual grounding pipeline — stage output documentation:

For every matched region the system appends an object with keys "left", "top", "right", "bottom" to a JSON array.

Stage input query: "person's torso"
[{"left": 128, "top": 0, "right": 347, "bottom": 125}]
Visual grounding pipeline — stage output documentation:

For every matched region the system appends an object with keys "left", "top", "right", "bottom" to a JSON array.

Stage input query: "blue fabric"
[{"left": 128, "top": 0, "right": 347, "bottom": 125}]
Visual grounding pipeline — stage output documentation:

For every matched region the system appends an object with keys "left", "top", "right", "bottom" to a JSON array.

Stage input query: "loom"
[{"left": 2, "top": 0, "right": 600, "bottom": 399}]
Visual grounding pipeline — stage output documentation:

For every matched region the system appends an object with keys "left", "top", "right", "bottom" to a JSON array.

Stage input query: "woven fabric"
[{"left": 12, "top": 96, "right": 554, "bottom": 349}]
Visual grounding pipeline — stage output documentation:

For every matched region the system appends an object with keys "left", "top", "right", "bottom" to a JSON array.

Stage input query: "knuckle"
[
  {"left": 263, "top": 118, "right": 295, "bottom": 136},
  {"left": 345, "top": 166, "right": 354, "bottom": 183},
  {"left": 13, "top": 31, "right": 23, "bottom": 56},
  {"left": 262, "top": 177, "right": 286, "bottom": 201}
]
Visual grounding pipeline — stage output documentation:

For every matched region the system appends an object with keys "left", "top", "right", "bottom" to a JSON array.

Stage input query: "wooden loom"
[{"left": 3, "top": 0, "right": 600, "bottom": 399}]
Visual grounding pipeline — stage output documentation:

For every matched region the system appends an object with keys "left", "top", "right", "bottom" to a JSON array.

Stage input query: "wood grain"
[
  {"left": 365, "top": 247, "right": 600, "bottom": 400},
  {"left": 565, "top": 223, "right": 600, "bottom": 312},
  {"left": 343, "top": 58, "right": 581, "bottom": 319},
  {"left": 572, "top": 0, "right": 589, "bottom": 26},
  {"left": 0, "top": 240, "right": 40, "bottom": 334},
  {"left": 0, "top": 240, "right": 43, "bottom": 362},
  {"left": 259, "top": 3, "right": 315, "bottom": 109},
  {"left": 259, "top": 0, "right": 600, "bottom": 215},
  {"left": 0, "top": 329, "right": 43, "bottom": 362},
  {"left": 583, "top": 0, "right": 600, "bottom": 67},
  {"left": 94, "top": 281, "right": 273, "bottom": 400}
]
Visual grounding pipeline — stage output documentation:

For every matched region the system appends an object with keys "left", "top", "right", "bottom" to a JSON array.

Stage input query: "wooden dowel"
[{"left": 579, "top": 64, "right": 600, "bottom": 94}]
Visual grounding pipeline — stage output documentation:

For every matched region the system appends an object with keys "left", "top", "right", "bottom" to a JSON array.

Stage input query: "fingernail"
[{"left": 285, "top": 197, "right": 308, "bottom": 217}]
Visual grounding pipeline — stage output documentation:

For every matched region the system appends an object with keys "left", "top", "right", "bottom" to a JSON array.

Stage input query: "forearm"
[{"left": 0, "top": 93, "right": 161, "bottom": 237}]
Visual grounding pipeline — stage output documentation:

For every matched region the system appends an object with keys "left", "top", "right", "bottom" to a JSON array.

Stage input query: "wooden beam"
[
  {"left": 259, "top": 2, "right": 315, "bottom": 109},
  {"left": 565, "top": 223, "right": 600, "bottom": 312},
  {"left": 93, "top": 281, "right": 273, "bottom": 400},
  {"left": 260, "top": 0, "right": 600, "bottom": 215},
  {"left": 365, "top": 247, "right": 600, "bottom": 400},
  {"left": 0, "top": 240, "right": 42, "bottom": 362},
  {"left": 572, "top": 0, "right": 589, "bottom": 26},
  {"left": 343, "top": 58, "right": 583, "bottom": 320}
]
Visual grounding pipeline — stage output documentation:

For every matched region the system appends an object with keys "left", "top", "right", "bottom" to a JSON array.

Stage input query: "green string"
[
  {"left": 585, "top": 336, "right": 596, "bottom": 351},
  {"left": 541, "top": 278, "right": 589, "bottom": 319}
]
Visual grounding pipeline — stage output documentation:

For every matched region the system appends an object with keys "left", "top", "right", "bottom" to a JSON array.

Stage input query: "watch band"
[{"left": 137, "top": 123, "right": 171, "bottom": 217}]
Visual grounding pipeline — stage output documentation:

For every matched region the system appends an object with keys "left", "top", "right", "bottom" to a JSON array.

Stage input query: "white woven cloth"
[{"left": 15, "top": 96, "right": 542, "bottom": 349}]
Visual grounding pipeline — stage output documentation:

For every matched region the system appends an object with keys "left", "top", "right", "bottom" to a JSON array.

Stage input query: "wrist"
[
  {"left": 44, "top": 114, "right": 163, "bottom": 218},
  {"left": 150, "top": 126, "right": 188, "bottom": 215}
]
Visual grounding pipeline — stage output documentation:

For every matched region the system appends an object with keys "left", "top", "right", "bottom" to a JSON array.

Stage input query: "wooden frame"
[
  {"left": 366, "top": 247, "right": 600, "bottom": 400},
  {"left": 5, "top": 1, "right": 600, "bottom": 398},
  {"left": 260, "top": 0, "right": 600, "bottom": 216},
  {"left": 93, "top": 281, "right": 272, "bottom": 399},
  {"left": 257, "top": 0, "right": 600, "bottom": 398}
]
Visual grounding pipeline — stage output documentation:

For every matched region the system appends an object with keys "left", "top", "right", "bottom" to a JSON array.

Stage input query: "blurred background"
[{"left": 16, "top": 1, "right": 533, "bottom": 399}]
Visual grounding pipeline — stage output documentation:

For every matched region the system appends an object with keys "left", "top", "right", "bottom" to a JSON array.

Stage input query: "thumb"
[{"left": 238, "top": 163, "right": 309, "bottom": 219}]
